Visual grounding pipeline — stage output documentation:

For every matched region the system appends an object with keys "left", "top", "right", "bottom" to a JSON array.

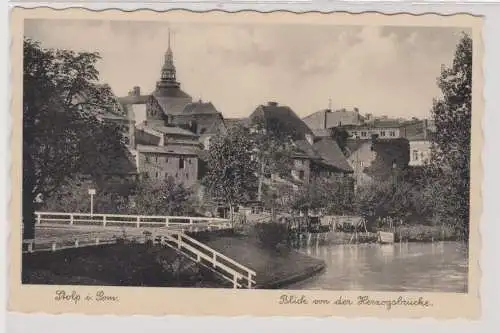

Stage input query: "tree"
[
  {"left": 429, "top": 33, "right": 472, "bottom": 239},
  {"left": 23, "top": 39, "right": 130, "bottom": 239},
  {"left": 202, "top": 125, "right": 258, "bottom": 219},
  {"left": 131, "top": 177, "right": 195, "bottom": 216},
  {"left": 249, "top": 117, "right": 294, "bottom": 201}
]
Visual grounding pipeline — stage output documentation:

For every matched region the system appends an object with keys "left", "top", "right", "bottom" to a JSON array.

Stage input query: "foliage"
[
  {"left": 131, "top": 177, "right": 195, "bottom": 216},
  {"left": 364, "top": 138, "right": 410, "bottom": 181},
  {"left": 23, "top": 38, "right": 130, "bottom": 239},
  {"left": 429, "top": 32, "right": 472, "bottom": 239},
  {"left": 201, "top": 125, "right": 258, "bottom": 215},
  {"left": 330, "top": 127, "right": 351, "bottom": 156},
  {"left": 249, "top": 116, "right": 295, "bottom": 200},
  {"left": 253, "top": 222, "right": 290, "bottom": 250},
  {"left": 290, "top": 177, "right": 354, "bottom": 215}
]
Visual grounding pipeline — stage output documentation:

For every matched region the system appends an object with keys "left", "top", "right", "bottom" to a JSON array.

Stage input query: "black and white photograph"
[{"left": 14, "top": 9, "right": 480, "bottom": 309}]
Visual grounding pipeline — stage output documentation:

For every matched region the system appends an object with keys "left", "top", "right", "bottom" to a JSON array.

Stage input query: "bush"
[
  {"left": 395, "top": 224, "right": 456, "bottom": 242},
  {"left": 253, "top": 222, "right": 289, "bottom": 249}
]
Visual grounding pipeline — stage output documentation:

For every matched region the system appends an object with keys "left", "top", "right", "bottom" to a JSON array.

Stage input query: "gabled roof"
[
  {"left": 303, "top": 109, "right": 363, "bottom": 129},
  {"left": 182, "top": 101, "right": 220, "bottom": 115},
  {"left": 249, "top": 102, "right": 313, "bottom": 141},
  {"left": 313, "top": 138, "right": 354, "bottom": 173},
  {"left": 293, "top": 140, "right": 321, "bottom": 159},
  {"left": 153, "top": 86, "right": 192, "bottom": 99}
]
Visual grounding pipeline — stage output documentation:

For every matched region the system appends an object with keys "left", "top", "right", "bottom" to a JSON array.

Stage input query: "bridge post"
[
  {"left": 232, "top": 275, "right": 238, "bottom": 289},
  {"left": 70, "top": 214, "right": 74, "bottom": 225},
  {"left": 51, "top": 241, "right": 56, "bottom": 252},
  {"left": 103, "top": 216, "right": 107, "bottom": 227},
  {"left": 36, "top": 213, "right": 41, "bottom": 225},
  {"left": 177, "top": 233, "right": 182, "bottom": 249},
  {"left": 136, "top": 216, "right": 140, "bottom": 228},
  {"left": 247, "top": 272, "right": 252, "bottom": 289},
  {"left": 165, "top": 217, "right": 169, "bottom": 227}
]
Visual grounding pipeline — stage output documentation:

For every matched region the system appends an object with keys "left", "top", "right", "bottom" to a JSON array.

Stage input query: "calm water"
[{"left": 288, "top": 241, "right": 468, "bottom": 293}]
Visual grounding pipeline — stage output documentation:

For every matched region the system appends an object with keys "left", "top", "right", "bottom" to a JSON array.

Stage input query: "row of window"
[
  {"left": 142, "top": 171, "right": 191, "bottom": 180},
  {"left": 144, "top": 155, "right": 191, "bottom": 169},
  {"left": 351, "top": 130, "right": 397, "bottom": 138}
]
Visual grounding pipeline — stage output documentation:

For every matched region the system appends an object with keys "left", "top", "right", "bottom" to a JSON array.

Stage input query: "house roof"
[
  {"left": 136, "top": 144, "right": 199, "bottom": 156},
  {"left": 293, "top": 140, "right": 321, "bottom": 159},
  {"left": 182, "top": 101, "right": 220, "bottom": 115},
  {"left": 303, "top": 109, "right": 363, "bottom": 129},
  {"left": 151, "top": 125, "right": 199, "bottom": 137},
  {"left": 311, "top": 128, "right": 332, "bottom": 138},
  {"left": 249, "top": 102, "right": 313, "bottom": 140},
  {"left": 153, "top": 86, "right": 192, "bottom": 99},
  {"left": 312, "top": 138, "right": 354, "bottom": 173}
]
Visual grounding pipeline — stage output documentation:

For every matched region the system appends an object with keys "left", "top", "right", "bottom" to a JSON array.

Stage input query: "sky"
[{"left": 24, "top": 19, "right": 469, "bottom": 119}]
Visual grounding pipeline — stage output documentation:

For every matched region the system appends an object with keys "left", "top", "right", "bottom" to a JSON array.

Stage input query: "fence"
[
  {"left": 35, "top": 211, "right": 232, "bottom": 229},
  {"left": 160, "top": 231, "right": 256, "bottom": 289},
  {"left": 22, "top": 236, "right": 117, "bottom": 254}
]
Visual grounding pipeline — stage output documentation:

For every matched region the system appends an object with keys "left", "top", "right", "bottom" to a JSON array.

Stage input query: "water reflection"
[{"left": 288, "top": 241, "right": 468, "bottom": 293}]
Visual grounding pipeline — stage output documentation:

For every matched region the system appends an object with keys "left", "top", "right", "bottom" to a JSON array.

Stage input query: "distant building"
[
  {"left": 303, "top": 108, "right": 363, "bottom": 130},
  {"left": 248, "top": 102, "right": 353, "bottom": 190},
  {"left": 401, "top": 119, "right": 435, "bottom": 167},
  {"left": 115, "top": 31, "right": 206, "bottom": 188}
]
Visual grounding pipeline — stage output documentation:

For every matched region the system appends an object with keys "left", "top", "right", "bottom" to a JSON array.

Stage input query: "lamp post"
[{"left": 88, "top": 188, "right": 96, "bottom": 217}]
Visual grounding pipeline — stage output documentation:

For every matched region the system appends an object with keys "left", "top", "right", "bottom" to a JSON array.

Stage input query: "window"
[
  {"left": 380, "top": 131, "right": 386, "bottom": 137},
  {"left": 155, "top": 155, "right": 158, "bottom": 163},
  {"left": 361, "top": 131, "right": 367, "bottom": 137},
  {"left": 179, "top": 158, "right": 185, "bottom": 169},
  {"left": 299, "top": 170, "right": 305, "bottom": 180},
  {"left": 155, "top": 171, "right": 159, "bottom": 178},
  {"left": 352, "top": 131, "right": 358, "bottom": 137},
  {"left": 142, "top": 172, "right": 149, "bottom": 179},
  {"left": 145, "top": 155, "right": 150, "bottom": 163},
  {"left": 389, "top": 131, "right": 396, "bottom": 137},
  {"left": 413, "top": 150, "right": 419, "bottom": 161}
]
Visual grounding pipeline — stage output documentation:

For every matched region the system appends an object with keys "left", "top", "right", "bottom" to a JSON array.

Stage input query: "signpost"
[{"left": 88, "top": 188, "right": 96, "bottom": 217}]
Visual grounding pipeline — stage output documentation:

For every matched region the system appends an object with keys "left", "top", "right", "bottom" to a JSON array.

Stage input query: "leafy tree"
[
  {"left": 131, "top": 177, "right": 195, "bottom": 216},
  {"left": 249, "top": 117, "right": 294, "bottom": 201},
  {"left": 429, "top": 33, "right": 472, "bottom": 239},
  {"left": 330, "top": 127, "right": 351, "bottom": 156},
  {"left": 23, "top": 38, "right": 131, "bottom": 239},
  {"left": 201, "top": 125, "right": 258, "bottom": 219}
]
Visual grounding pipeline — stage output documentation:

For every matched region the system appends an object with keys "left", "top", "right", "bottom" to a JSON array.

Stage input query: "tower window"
[{"left": 179, "top": 158, "right": 185, "bottom": 169}]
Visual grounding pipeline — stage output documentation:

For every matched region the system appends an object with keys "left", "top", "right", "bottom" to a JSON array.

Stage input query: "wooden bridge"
[{"left": 23, "top": 211, "right": 256, "bottom": 289}]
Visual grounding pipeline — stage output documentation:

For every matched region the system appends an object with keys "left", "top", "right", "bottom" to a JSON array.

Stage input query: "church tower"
[
  {"left": 156, "top": 28, "right": 181, "bottom": 90},
  {"left": 152, "top": 28, "right": 193, "bottom": 115}
]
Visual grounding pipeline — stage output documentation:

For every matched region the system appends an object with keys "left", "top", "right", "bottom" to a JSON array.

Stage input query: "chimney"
[
  {"left": 354, "top": 107, "right": 359, "bottom": 113},
  {"left": 324, "top": 110, "right": 328, "bottom": 129},
  {"left": 133, "top": 86, "right": 141, "bottom": 96},
  {"left": 267, "top": 101, "right": 278, "bottom": 107}
]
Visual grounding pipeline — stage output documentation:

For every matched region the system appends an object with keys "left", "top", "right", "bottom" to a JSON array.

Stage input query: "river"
[{"left": 287, "top": 241, "right": 468, "bottom": 292}]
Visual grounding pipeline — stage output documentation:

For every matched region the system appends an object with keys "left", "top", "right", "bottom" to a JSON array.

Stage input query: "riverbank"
[
  {"left": 22, "top": 241, "right": 226, "bottom": 288},
  {"left": 23, "top": 232, "right": 326, "bottom": 289},
  {"left": 203, "top": 235, "right": 325, "bottom": 289}
]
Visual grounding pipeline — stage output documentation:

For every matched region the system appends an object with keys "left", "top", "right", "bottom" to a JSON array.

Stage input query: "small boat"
[{"left": 378, "top": 231, "right": 395, "bottom": 244}]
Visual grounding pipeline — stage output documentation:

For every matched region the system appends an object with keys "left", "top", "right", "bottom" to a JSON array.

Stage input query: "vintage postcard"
[{"left": 8, "top": 7, "right": 483, "bottom": 319}]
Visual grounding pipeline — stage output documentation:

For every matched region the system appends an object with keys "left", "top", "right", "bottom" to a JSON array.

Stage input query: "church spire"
[{"left": 160, "top": 27, "right": 178, "bottom": 85}]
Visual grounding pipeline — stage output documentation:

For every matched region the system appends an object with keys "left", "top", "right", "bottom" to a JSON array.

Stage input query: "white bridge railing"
[
  {"left": 35, "top": 211, "right": 232, "bottom": 229},
  {"left": 160, "top": 231, "right": 256, "bottom": 289}
]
